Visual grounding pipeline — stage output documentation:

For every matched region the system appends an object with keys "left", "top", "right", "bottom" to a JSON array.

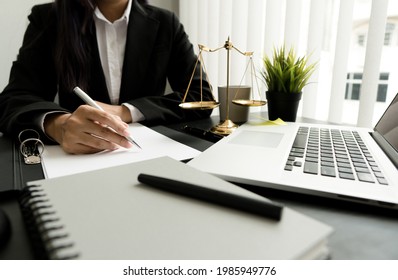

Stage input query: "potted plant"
[{"left": 261, "top": 46, "right": 317, "bottom": 121}]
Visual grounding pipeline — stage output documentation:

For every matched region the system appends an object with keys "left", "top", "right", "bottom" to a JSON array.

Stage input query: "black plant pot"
[{"left": 266, "top": 91, "right": 302, "bottom": 122}]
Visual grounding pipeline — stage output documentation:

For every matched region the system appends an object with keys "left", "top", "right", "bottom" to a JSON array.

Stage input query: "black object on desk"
[
  {"left": 0, "top": 134, "right": 45, "bottom": 193},
  {"left": 182, "top": 125, "right": 224, "bottom": 142},
  {"left": 0, "top": 208, "right": 11, "bottom": 248},
  {"left": 138, "top": 173, "right": 283, "bottom": 221}
]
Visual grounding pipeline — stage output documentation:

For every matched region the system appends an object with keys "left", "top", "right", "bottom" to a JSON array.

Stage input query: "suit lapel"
[{"left": 119, "top": 2, "right": 159, "bottom": 103}]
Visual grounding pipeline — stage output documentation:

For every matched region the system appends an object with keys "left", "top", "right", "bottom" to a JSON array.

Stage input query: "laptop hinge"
[{"left": 370, "top": 131, "right": 398, "bottom": 169}]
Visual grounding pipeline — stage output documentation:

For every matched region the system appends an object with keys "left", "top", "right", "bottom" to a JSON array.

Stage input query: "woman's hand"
[
  {"left": 44, "top": 105, "right": 133, "bottom": 154},
  {"left": 95, "top": 101, "right": 133, "bottom": 123}
]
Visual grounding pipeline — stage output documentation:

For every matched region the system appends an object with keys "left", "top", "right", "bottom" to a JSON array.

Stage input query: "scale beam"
[{"left": 179, "top": 37, "right": 266, "bottom": 135}]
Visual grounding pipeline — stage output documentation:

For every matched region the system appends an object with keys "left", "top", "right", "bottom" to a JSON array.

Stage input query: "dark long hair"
[
  {"left": 54, "top": 0, "right": 95, "bottom": 93},
  {"left": 54, "top": 0, "right": 148, "bottom": 93}
]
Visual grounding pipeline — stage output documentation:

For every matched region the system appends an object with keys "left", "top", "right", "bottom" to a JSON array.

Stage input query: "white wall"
[
  {"left": 0, "top": 1, "right": 49, "bottom": 90},
  {"left": 150, "top": 0, "right": 178, "bottom": 15},
  {"left": 0, "top": 0, "right": 179, "bottom": 91}
]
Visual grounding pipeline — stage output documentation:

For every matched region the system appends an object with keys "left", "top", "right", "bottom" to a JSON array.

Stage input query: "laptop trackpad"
[{"left": 229, "top": 131, "right": 284, "bottom": 148}]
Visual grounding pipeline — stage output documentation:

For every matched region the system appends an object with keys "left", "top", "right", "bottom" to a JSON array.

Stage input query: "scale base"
[{"left": 210, "top": 119, "right": 239, "bottom": 135}]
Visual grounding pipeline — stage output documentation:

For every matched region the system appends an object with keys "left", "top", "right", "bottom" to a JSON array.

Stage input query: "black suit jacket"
[{"left": 0, "top": 1, "right": 212, "bottom": 141}]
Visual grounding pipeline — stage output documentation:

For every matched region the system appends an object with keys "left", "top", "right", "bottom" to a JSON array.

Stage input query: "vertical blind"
[
  {"left": 357, "top": 0, "right": 389, "bottom": 127},
  {"left": 179, "top": 0, "right": 389, "bottom": 128}
]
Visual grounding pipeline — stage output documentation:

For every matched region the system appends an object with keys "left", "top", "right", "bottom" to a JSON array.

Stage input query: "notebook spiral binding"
[{"left": 19, "top": 185, "right": 80, "bottom": 259}]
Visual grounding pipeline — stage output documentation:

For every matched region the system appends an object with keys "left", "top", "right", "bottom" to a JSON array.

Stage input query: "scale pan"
[
  {"left": 179, "top": 101, "right": 220, "bottom": 110},
  {"left": 232, "top": 99, "right": 267, "bottom": 107}
]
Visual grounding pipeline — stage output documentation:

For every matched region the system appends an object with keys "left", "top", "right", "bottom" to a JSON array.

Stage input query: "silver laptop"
[{"left": 189, "top": 93, "right": 398, "bottom": 209}]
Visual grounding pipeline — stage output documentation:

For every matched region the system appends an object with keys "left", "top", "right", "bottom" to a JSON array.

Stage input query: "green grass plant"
[{"left": 261, "top": 46, "right": 317, "bottom": 94}]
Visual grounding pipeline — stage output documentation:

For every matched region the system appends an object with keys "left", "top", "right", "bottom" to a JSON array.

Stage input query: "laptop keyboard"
[{"left": 284, "top": 126, "right": 388, "bottom": 185}]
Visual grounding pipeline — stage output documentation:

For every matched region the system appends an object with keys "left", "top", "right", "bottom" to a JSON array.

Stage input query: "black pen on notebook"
[
  {"left": 137, "top": 173, "right": 283, "bottom": 221},
  {"left": 73, "top": 86, "right": 141, "bottom": 149}
]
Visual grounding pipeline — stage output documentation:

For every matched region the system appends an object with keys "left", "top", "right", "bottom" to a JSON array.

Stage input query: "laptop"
[{"left": 188, "top": 93, "right": 398, "bottom": 209}]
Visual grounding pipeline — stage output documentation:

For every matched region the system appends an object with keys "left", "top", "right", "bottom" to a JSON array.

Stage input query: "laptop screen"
[{"left": 374, "top": 93, "right": 398, "bottom": 152}]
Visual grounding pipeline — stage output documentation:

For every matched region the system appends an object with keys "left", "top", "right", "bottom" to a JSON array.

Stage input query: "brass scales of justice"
[{"left": 179, "top": 37, "right": 266, "bottom": 135}]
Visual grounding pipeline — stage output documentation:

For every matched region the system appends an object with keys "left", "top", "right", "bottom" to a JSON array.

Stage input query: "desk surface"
[{"left": 1, "top": 114, "right": 397, "bottom": 260}]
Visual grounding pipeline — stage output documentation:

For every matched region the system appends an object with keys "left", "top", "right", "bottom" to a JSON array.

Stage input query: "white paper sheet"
[{"left": 41, "top": 123, "right": 200, "bottom": 178}]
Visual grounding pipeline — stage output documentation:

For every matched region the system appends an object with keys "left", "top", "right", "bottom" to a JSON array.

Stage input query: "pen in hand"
[
  {"left": 73, "top": 86, "right": 141, "bottom": 149},
  {"left": 137, "top": 173, "right": 283, "bottom": 221}
]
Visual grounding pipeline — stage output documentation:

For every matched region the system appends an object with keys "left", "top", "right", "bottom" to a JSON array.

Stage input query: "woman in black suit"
[{"left": 0, "top": 0, "right": 212, "bottom": 154}]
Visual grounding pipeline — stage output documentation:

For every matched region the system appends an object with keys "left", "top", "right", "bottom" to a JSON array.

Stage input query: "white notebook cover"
[{"left": 25, "top": 156, "right": 333, "bottom": 260}]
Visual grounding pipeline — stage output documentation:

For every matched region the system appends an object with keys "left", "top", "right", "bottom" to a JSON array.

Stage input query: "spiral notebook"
[{"left": 20, "top": 156, "right": 332, "bottom": 260}]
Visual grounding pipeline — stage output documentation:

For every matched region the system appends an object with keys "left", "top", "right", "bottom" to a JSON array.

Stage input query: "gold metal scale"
[{"left": 179, "top": 37, "right": 266, "bottom": 135}]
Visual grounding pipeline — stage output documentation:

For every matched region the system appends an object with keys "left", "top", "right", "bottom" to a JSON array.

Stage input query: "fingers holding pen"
[
  {"left": 71, "top": 87, "right": 140, "bottom": 151},
  {"left": 83, "top": 105, "right": 131, "bottom": 137},
  {"left": 45, "top": 105, "right": 133, "bottom": 154},
  {"left": 74, "top": 105, "right": 134, "bottom": 149}
]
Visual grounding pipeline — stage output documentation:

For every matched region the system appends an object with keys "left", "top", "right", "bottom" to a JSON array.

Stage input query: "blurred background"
[{"left": 1, "top": 0, "right": 397, "bottom": 127}]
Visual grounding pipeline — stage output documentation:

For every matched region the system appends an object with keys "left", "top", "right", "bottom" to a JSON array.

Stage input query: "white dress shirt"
[{"left": 93, "top": 0, "right": 144, "bottom": 122}]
